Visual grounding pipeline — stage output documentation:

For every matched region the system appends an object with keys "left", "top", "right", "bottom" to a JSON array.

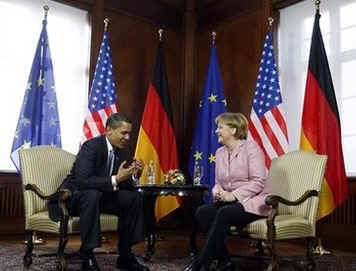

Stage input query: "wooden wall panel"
[
  {"left": 180, "top": 9, "right": 266, "bottom": 167},
  {"left": 103, "top": 9, "right": 183, "bottom": 156},
  {"left": 0, "top": 2, "right": 183, "bottom": 235},
  {"left": 3, "top": 0, "right": 356, "bottom": 244},
  {"left": 198, "top": 11, "right": 264, "bottom": 116}
]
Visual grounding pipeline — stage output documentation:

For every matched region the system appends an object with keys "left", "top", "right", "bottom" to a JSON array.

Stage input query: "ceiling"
[{"left": 158, "top": 0, "right": 219, "bottom": 11}]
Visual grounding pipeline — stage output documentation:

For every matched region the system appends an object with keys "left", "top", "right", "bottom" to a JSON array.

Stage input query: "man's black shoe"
[
  {"left": 116, "top": 255, "right": 150, "bottom": 271},
  {"left": 183, "top": 259, "right": 202, "bottom": 271},
  {"left": 81, "top": 255, "right": 101, "bottom": 271},
  {"left": 215, "top": 258, "right": 236, "bottom": 271}
]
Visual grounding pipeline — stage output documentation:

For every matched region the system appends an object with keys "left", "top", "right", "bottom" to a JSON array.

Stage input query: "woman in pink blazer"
[{"left": 183, "top": 112, "right": 271, "bottom": 271}]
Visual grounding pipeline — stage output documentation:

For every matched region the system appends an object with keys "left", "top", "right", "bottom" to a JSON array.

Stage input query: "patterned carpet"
[{"left": 0, "top": 243, "right": 355, "bottom": 271}]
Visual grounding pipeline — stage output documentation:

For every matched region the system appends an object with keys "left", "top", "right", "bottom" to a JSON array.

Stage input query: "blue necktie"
[{"left": 107, "top": 149, "right": 114, "bottom": 175}]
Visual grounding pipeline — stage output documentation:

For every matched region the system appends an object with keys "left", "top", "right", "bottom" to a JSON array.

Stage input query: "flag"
[
  {"left": 82, "top": 29, "right": 118, "bottom": 143},
  {"left": 300, "top": 11, "right": 348, "bottom": 219},
  {"left": 135, "top": 40, "right": 180, "bottom": 221},
  {"left": 248, "top": 29, "right": 289, "bottom": 169},
  {"left": 188, "top": 44, "right": 228, "bottom": 203},
  {"left": 10, "top": 18, "right": 61, "bottom": 173}
]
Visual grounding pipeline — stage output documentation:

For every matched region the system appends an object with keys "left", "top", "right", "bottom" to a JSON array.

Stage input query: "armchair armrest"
[
  {"left": 24, "top": 184, "right": 72, "bottom": 219},
  {"left": 265, "top": 190, "right": 319, "bottom": 242},
  {"left": 24, "top": 184, "right": 72, "bottom": 201},
  {"left": 58, "top": 189, "right": 71, "bottom": 218},
  {"left": 265, "top": 190, "right": 319, "bottom": 209},
  {"left": 24, "top": 184, "right": 59, "bottom": 201}
]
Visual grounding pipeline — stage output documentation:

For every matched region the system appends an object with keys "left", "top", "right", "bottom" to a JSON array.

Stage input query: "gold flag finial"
[
  {"left": 315, "top": 0, "right": 321, "bottom": 12},
  {"left": 158, "top": 29, "right": 163, "bottom": 41},
  {"left": 104, "top": 18, "right": 109, "bottom": 31},
  {"left": 268, "top": 17, "right": 274, "bottom": 27},
  {"left": 43, "top": 5, "right": 49, "bottom": 20},
  {"left": 212, "top": 31, "right": 216, "bottom": 44}
]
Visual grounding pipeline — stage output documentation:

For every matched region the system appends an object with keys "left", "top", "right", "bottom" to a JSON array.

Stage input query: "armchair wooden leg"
[
  {"left": 23, "top": 230, "right": 34, "bottom": 268},
  {"left": 306, "top": 237, "right": 316, "bottom": 271},
  {"left": 265, "top": 240, "right": 278, "bottom": 271},
  {"left": 189, "top": 224, "right": 200, "bottom": 261},
  {"left": 56, "top": 217, "right": 69, "bottom": 271},
  {"left": 256, "top": 240, "right": 265, "bottom": 264}
]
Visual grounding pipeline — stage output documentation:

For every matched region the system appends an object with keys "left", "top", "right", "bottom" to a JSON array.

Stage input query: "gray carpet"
[{"left": 0, "top": 243, "right": 355, "bottom": 271}]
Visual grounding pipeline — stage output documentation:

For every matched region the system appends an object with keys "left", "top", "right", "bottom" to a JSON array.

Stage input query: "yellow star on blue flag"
[
  {"left": 188, "top": 43, "right": 227, "bottom": 203},
  {"left": 10, "top": 17, "right": 61, "bottom": 172}
]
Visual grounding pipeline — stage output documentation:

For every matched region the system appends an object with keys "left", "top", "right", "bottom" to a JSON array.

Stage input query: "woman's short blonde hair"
[{"left": 215, "top": 112, "right": 249, "bottom": 140}]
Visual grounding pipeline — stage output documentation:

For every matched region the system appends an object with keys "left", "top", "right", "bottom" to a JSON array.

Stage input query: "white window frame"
[{"left": 0, "top": 0, "right": 91, "bottom": 171}]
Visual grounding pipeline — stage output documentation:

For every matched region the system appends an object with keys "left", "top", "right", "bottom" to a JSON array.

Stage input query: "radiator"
[{"left": 0, "top": 174, "right": 24, "bottom": 217}]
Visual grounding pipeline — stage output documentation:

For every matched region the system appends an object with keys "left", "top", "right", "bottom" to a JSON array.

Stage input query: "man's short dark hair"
[{"left": 106, "top": 113, "right": 132, "bottom": 129}]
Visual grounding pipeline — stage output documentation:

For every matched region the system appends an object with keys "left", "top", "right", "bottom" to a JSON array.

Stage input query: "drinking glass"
[{"left": 193, "top": 164, "right": 203, "bottom": 186}]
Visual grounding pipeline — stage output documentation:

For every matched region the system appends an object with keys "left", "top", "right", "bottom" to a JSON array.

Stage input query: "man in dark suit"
[{"left": 50, "top": 113, "right": 149, "bottom": 271}]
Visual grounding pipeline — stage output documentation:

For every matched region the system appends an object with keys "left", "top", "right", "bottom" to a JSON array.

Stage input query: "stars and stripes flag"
[
  {"left": 10, "top": 17, "right": 61, "bottom": 173},
  {"left": 82, "top": 28, "right": 118, "bottom": 143},
  {"left": 248, "top": 29, "right": 289, "bottom": 169},
  {"left": 188, "top": 43, "right": 228, "bottom": 203}
]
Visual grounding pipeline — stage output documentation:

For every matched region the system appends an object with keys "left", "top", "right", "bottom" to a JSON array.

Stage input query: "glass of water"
[{"left": 193, "top": 162, "right": 203, "bottom": 186}]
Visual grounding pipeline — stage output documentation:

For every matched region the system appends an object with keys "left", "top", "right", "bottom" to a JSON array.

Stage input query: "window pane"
[
  {"left": 341, "top": 98, "right": 356, "bottom": 135},
  {"left": 0, "top": 0, "right": 90, "bottom": 170},
  {"left": 340, "top": 3, "right": 356, "bottom": 28},
  {"left": 341, "top": 60, "right": 356, "bottom": 98},
  {"left": 280, "top": 0, "right": 356, "bottom": 176},
  {"left": 341, "top": 27, "right": 356, "bottom": 52},
  {"left": 342, "top": 136, "right": 356, "bottom": 176},
  {"left": 303, "top": 17, "right": 314, "bottom": 39}
]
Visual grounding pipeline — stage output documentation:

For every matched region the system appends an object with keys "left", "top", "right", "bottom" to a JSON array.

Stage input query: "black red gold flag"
[{"left": 300, "top": 10, "right": 348, "bottom": 219}]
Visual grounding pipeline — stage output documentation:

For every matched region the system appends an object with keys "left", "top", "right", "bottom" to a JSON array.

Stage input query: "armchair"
[
  {"left": 231, "top": 150, "right": 327, "bottom": 271},
  {"left": 19, "top": 145, "right": 118, "bottom": 271},
  {"left": 190, "top": 150, "right": 327, "bottom": 271}
]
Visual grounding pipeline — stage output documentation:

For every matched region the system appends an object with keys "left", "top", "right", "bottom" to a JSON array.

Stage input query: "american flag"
[
  {"left": 82, "top": 29, "right": 118, "bottom": 143},
  {"left": 248, "top": 29, "right": 289, "bottom": 168}
]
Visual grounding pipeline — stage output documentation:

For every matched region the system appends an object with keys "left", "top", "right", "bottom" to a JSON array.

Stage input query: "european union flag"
[
  {"left": 10, "top": 18, "right": 61, "bottom": 173},
  {"left": 188, "top": 44, "right": 227, "bottom": 203}
]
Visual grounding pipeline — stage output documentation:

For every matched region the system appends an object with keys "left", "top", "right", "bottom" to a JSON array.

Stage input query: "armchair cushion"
[
  {"left": 27, "top": 211, "right": 118, "bottom": 234},
  {"left": 235, "top": 215, "right": 313, "bottom": 240}
]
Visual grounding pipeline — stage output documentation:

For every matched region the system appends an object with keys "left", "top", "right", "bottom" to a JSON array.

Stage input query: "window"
[
  {"left": 279, "top": 0, "right": 356, "bottom": 176},
  {"left": 0, "top": 0, "right": 91, "bottom": 171}
]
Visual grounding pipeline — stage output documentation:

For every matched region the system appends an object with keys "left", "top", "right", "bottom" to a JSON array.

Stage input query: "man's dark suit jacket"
[{"left": 48, "top": 135, "right": 134, "bottom": 221}]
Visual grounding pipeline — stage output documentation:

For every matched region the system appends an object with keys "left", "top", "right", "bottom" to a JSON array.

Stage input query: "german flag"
[
  {"left": 300, "top": 10, "right": 348, "bottom": 219},
  {"left": 135, "top": 40, "right": 180, "bottom": 221}
]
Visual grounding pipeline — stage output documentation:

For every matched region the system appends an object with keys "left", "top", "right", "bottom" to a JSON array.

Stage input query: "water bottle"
[
  {"left": 147, "top": 160, "right": 155, "bottom": 185},
  {"left": 193, "top": 160, "right": 202, "bottom": 186}
]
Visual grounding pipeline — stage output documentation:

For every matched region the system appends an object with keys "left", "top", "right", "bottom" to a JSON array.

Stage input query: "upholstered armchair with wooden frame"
[
  {"left": 191, "top": 150, "right": 327, "bottom": 271},
  {"left": 19, "top": 145, "right": 118, "bottom": 271}
]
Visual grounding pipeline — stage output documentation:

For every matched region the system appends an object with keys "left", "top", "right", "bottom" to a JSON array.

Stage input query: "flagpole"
[
  {"left": 43, "top": 5, "right": 49, "bottom": 20},
  {"left": 23, "top": 3, "right": 52, "bottom": 248},
  {"left": 212, "top": 31, "right": 216, "bottom": 44},
  {"left": 104, "top": 18, "right": 109, "bottom": 30},
  {"left": 158, "top": 28, "right": 163, "bottom": 41},
  {"left": 268, "top": 17, "right": 274, "bottom": 27},
  {"left": 30, "top": 4, "right": 51, "bottom": 246},
  {"left": 310, "top": 0, "right": 331, "bottom": 256},
  {"left": 315, "top": 0, "right": 320, "bottom": 12}
]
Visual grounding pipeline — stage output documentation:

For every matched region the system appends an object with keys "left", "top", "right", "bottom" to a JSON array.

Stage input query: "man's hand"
[
  {"left": 115, "top": 160, "right": 135, "bottom": 185},
  {"left": 133, "top": 158, "right": 144, "bottom": 179}
]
